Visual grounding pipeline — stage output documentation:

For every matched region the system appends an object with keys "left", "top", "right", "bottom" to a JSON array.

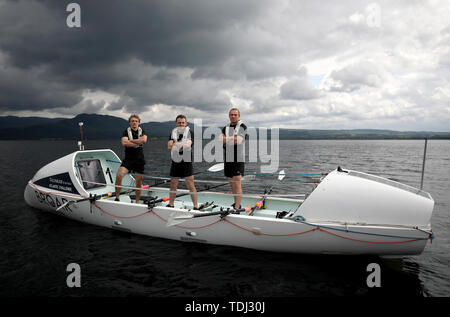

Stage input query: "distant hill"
[
  {"left": 0, "top": 116, "right": 64, "bottom": 128},
  {"left": 277, "top": 128, "right": 450, "bottom": 139},
  {"left": 0, "top": 113, "right": 449, "bottom": 140},
  {"left": 0, "top": 114, "right": 196, "bottom": 140},
  {"left": 0, "top": 114, "right": 129, "bottom": 140}
]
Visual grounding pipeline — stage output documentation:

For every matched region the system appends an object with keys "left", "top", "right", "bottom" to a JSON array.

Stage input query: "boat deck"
[{"left": 99, "top": 187, "right": 303, "bottom": 219}]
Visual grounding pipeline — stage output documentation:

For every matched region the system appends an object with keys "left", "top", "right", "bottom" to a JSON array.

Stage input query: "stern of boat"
[{"left": 293, "top": 168, "right": 434, "bottom": 229}]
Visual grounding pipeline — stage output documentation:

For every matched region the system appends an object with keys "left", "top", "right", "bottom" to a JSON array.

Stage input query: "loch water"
[{"left": 0, "top": 139, "right": 449, "bottom": 297}]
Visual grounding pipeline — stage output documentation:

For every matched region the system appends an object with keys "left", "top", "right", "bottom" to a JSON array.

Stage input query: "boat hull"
[
  {"left": 23, "top": 149, "right": 433, "bottom": 256},
  {"left": 24, "top": 182, "right": 430, "bottom": 256}
]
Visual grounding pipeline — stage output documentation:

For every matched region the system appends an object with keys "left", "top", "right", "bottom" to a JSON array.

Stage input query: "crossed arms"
[
  {"left": 121, "top": 135, "right": 147, "bottom": 147},
  {"left": 219, "top": 134, "right": 244, "bottom": 145},
  {"left": 168, "top": 139, "right": 192, "bottom": 151}
]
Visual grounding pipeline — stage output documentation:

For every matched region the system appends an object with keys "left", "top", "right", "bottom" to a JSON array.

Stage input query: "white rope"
[
  {"left": 139, "top": 175, "right": 257, "bottom": 184},
  {"left": 117, "top": 171, "right": 323, "bottom": 181},
  {"left": 132, "top": 175, "right": 319, "bottom": 185},
  {"left": 264, "top": 194, "right": 307, "bottom": 197},
  {"left": 79, "top": 180, "right": 307, "bottom": 198}
]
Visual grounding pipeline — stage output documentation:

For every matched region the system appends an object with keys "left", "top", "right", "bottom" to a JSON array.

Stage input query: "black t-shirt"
[
  {"left": 122, "top": 128, "right": 146, "bottom": 161},
  {"left": 221, "top": 122, "right": 247, "bottom": 163},
  {"left": 168, "top": 129, "right": 194, "bottom": 163}
]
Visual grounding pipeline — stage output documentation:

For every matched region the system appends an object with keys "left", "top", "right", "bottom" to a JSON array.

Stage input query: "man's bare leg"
[
  {"left": 185, "top": 176, "right": 198, "bottom": 209},
  {"left": 135, "top": 175, "right": 143, "bottom": 203},
  {"left": 115, "top": 166, "right": 129, "bottom": 200},
  {"left": 228, "top": 175, "right": 242, "bottom": 208},
  {"left": 169, "top": 178, "right": 179, "bottom": 207}
]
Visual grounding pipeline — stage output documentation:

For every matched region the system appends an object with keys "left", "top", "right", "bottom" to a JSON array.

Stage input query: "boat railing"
[{"left": 347, "top": 170, "right": 432, "bottom": 200}]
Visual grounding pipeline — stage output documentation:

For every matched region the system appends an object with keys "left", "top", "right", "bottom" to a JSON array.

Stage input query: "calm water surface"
[{"left": 0, "top": 139, "right": 449, "bottom": 297}]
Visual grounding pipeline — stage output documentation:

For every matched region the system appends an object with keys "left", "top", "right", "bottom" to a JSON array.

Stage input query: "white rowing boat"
[{"left": 24, "top": 148, "right": 434, "bottom": 256}]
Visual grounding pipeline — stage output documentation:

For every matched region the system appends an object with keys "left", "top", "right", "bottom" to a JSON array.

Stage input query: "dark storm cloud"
[
  {"left": 1, "top": 0, "right": 269, "bottom": 70},
  {"left": 0, "top": 0, "right": 271, "bottom": 112},
  {"left": 1, "top": 0, "right": 448, "bottom": 131}
]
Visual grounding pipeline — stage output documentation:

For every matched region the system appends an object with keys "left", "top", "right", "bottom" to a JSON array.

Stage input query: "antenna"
[
  {"left": 78, "top": 122, "right": 85, "bottom": 151},
  {"left": 420, "top": 138, "right": 428, "bottom": 190}
]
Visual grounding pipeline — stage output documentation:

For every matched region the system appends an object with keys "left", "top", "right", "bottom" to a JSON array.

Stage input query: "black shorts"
[
  {"left": 224, "top": 162, "right": 245, "bottom": 178},
  {"left": 170, "top": 161, "right": 193, "bottom": 178},
  {"left": 121, "top": 158, "right": 145, "bottom": 175}
]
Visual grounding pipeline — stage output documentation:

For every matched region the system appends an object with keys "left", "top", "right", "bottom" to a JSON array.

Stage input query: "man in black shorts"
[
  {"left": 220, "top": 108, "right": 247, "bottom": 209},
  {"left": 167, "top": 114, "right": 198, "bottom": 209},
  {"left": 115, "top": 114, "right": 147, "bottom": 203}
]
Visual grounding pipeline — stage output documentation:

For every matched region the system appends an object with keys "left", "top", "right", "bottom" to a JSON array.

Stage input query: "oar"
[
  {"left": 56, "top": 192, "right": 114, "bottom": 211},
  {"left": 249, "top": 170, "right": 285, "bottom": 216},
  {"left": 56, "top": 186, "right": 147, "bottom": 211},
  {"left": 151, "top": 173, "right": 256, "bottom": 205},
  {"left": 58, "top": 163, "right": 225, "bottom": 211},
  {"left": 148, "top": 177, "right": 171, "bottom": 187},
  {"left": 133, "top": 163, "right": 223, "bottom": 191},
  {"left": 56, "top": 179, "right": 158, "bottom": 211},
  {"left": 136, "top": 163, "right": 225, "bottom": 202},
  {"left": 166, "top": 206, "right": 251, "bottom": 227},
  {"left": 202, "top": 163, "right": 224, "bottom": 173},
  {"left": 121, "top": 163, "right": 225, "bottom": 180}
]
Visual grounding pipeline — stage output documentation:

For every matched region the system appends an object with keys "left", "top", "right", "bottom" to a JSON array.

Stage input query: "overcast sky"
[{"left": 0, "top": 0, "right": 449, "bottom": 131}]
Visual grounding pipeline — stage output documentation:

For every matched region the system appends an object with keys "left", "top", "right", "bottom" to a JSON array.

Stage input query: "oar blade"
[
  {"left": 242, "top": 174, "right": 256, "bottom": 181},
  {"left": 207, "top": 163, "right": 224, "bottom": 172},
  {"left": 56, "top": 201, "right": 70, "bottom": 211},
  {"left": 166, "top": 211, "right": 194, "bottom": 227}
]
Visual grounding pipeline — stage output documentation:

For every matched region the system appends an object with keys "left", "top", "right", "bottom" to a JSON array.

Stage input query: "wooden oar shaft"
[
  {"left": 152, "top": 181, "right": 232, "bottom": 204},
  {"left": 167, "top": 206, "right": 251, "bottom": 226},
  {"left": 56, "top": 191, "right": 113, "bottom": 211},
  {"left": 248, "top": 170, "right": 285, "bottom": 216},
  {"left": 155, "top": 174, "right": 256, "bottom": 204},
  {"left": 191, "top": 210, "right": 228, "bottom": 218}
]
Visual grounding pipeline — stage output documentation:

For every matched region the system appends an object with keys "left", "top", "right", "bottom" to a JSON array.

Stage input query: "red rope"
[
  {"left": 93, "top": 202, "right": 151, "bottom": 219},
  {"left": 150, "top": 209, "right": 222, "bottom": 229},
  {"left": 29, "top": 181, "right": 428, "bottom": 245},
  {"left": 222, "top": 218, "right": 320, "bottom": 236},
  {"left": 318, "top": 228, "right": 423, "bottom": 244}
]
